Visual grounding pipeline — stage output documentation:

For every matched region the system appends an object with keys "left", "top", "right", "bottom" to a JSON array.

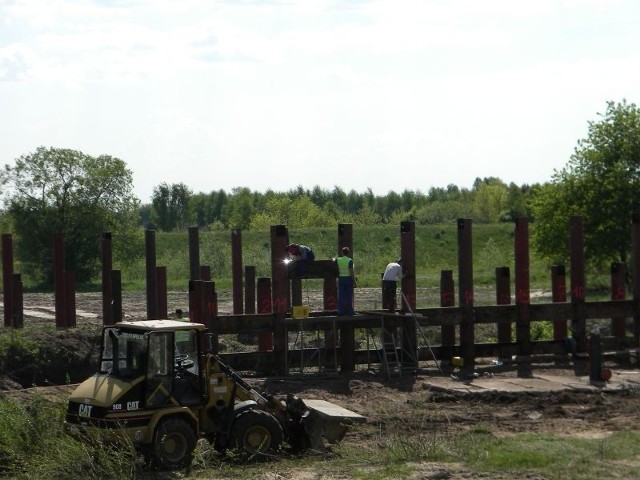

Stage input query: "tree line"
[
  {"left": 143, "top": 178, "right": 536, "bottom": 232},
  {"left": 2, "top": 100, "right": 639, "bottom": 287}
]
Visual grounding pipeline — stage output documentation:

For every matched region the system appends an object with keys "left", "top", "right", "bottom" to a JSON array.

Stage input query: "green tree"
[
  {"left": 472, "top": 178, "right": 509, "bottom": 223},
  {"left": 0, "top": 146, "right": 141, "bottom": 285},
  {"left": 151, "top": 182, "right": 192, "bottom": 231},
  {"left": 530, "top": 100, "right": 640, "bottom": 267},
  {"left": 222, "top": 187, "right": 255, "bottom": 229},
  {"left": 250, "top": 195, "right": 335, "bottom": 229}
]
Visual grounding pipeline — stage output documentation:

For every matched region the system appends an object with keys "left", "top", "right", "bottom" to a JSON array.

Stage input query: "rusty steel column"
[
  {"left": 336, "top": 223, "right": 352, "bottom": 310},
  {"left": 11, "top": 273, "right": 23, "bottom": 328},
  {"left": 156, "top": 266, "right": 168, "bottom": 319},
  {"left": 257, "top": 277, "right": 274, "bottom": 352},
  {"left": 611, "top": 262, "right": 626, "bottom": 339},
  {"left": 64, "top": 271, "right": 76, "bottom": 328},
  {"left": 291, "top": 280, "right": 302, "bottom": 306},
  {"left": 400, "top": 221, "right": 416, "bottom": 310},
  {"left": 337, "top": 223, "right": 353, "bottom": 256},
  {"left": 203, "top": 281, "right": 217, "bottom": 350},
  {"left": 188, "top": 226, "right": 201, "bottom": 281},
  {"left": 101, "top": 232, "right": 113, "bottom": 326},
  {"left": 188, "top": 226, "right": 201, "bottom": 317},
  {"left": 570, "top": 216, "right": 586, "bottom": 353},
  {"left": 632, "top": 209, "right": 640, "bottom": 345},
  {"left": 2, "top": 234, "right": 14, "bottom": 328},
  {"left": 53, "top": 233, "right": 66, "bottom": 328},
  {"left": 440, "top": 270, "right": 456, "bottom": 360},
  {"left": 457, "top": 218, "right": 474, "bottom": 372},
  {"left": 270, "top": 225, "right": 289, "bottom": 373},
  {"left": 400, "top": 221, "right": 417, "bottom": 369},
  {"left": 323, "top": 277, "right": 337, "bottom": 311},
  {"left": 231, "top": 229, "right": 243, "bottom": 314},
  {"left": 336, "top": 222, "right": 355, "bottom": 370},
  {"left": 200, "top": 265, "right": 211, "bottom": 281},
  {"left": 551, "top": 265, "right": 568, "bottom": 340},
  {"left": 145, "top": 229, "right": 158, "bottom": 320},
  {"left": 111, "top": 270, "right": 122, "bottom": 322},
  {"left": 245, "top": 266, "right": 256, "bottom": 314},
  {"left": 189, "top": 280, "right": 203, "bottom": 323},
  {"left": 495, "top": 266, "right": 511, "bottom": 345},
  {"left": 515, "top": 218, "right": 531, "bottom": 376},
  {"left": 335, "top": 223, "right": 350, "bottom": 312}
]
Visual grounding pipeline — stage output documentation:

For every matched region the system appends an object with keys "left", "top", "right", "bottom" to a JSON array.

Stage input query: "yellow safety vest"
[{"left": 337, "top": 256, "right": 352, "bottom": 277}]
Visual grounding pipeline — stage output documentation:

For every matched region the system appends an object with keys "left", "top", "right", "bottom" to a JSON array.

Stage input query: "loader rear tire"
[
  {"left": 229, "top": 409, "right": 283, "bottom": 461},
  {"left": 153, "top": 417, "right": 196, "bottom": 470}
]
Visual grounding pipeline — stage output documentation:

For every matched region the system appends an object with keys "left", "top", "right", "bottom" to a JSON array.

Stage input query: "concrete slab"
[
  {"left": 422, "top": 369, "right": 640, "bottom": 394},
  {"left": 304, "top": 399, "right": 366, "bottom": 422}
]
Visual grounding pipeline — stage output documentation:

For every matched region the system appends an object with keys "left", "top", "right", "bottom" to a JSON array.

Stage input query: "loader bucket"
[{"left": 298, "top": 399, "right": 365, "bottom": 450}]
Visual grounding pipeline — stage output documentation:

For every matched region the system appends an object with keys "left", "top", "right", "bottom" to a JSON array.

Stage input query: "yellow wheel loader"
[{"left": 64, "top": 320, "right": 364, "bottom": 469}]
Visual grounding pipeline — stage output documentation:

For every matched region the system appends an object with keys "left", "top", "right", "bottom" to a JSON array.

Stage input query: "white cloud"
[{"left": 1, "top": 0, "right": 639, "bottom": 201}]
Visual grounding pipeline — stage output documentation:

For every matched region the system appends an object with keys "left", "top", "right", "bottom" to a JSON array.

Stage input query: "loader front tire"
[
  {"left": 229, "top": 409, "right": 283, "bottom": 461},
  {"left": 153, "top": 417, "right": 196, "bottom": 470}
]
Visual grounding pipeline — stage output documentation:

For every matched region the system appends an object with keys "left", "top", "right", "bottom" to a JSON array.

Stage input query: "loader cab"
[{"left": 99, "top": 320, "right": 204, "bottom": 408}]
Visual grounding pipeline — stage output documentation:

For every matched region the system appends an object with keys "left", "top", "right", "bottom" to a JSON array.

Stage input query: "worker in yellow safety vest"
[{"left": 336, "top": 247, "right": 356, "bottom": 315}]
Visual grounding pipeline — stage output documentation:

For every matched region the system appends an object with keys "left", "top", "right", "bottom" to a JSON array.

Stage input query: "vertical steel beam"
[
  {"left": 257, "top": 277, "right": 274, "bottom": 352},
  {"left": 200, "top": 265, "right": 211, "bottom": 281},
  {"left": 111, "top": 270, "right": 122, "bottom": 323},
  {"left": 632, "top": 209, "right": 640, "bottom": 345},
  {"left": 270, "top": 225, "right": 289, "bottom": 373},
  {"left": 611, "top": 262, "right": 626, "bottom": 339},
  {"left": 203, "top": 281, "right": 217, "bottom": 351},
  {"left": 12, "top": 273, "right": 23, "bottom": 328},
  {"left": 2, "top": 234, "right": 14, "bottom": 328},
  {"left": 400, "top": 221, "right": 417, "bottom": 368},
  {"left": 101, "top": 232, "right": 113, "bottom": 326},
  {"left": 156, "top": 266, "right": 168, "bottom": 319},
  {"left": 189, "top": 280, "right": 203, "bottom": 323},
  {"left": 551, "top": 265, "right": 568, "bottom": 340},
  {"left": 457, "top": 218, "right": 474, "bottom": 372},
  {"left": 400, "top": 221, "right": 416, "bottom": 310},
  {"left": 323, "top": 277, "right": 337, "bottom": 311},
  {"left": 515, "top": 218, "right": 531, "bottom": 376},
  {"left": 570, "top": 216, "right": 586, "bottom": 352},
  {"left": 64, "top": 271, "right": 76, "bottom": 328},
  {"left": 188, "top": 226, "right": 200, "bottom": 318},
  {"left": 188, "top": 226, "right": 201, "bottom": 281},
  {"left": 244, "top": 266, "right": 256, "bottom": 314},
  {"left": 231, "top": 229, "right": 243, "bottom": 314},
  {"left": 145, "top": 229, "right": 158, "bottom": 320},
  {"left": 53, "top": 233, "right": 66, "bottom": 328},
  {"left": 440, "top": 270, "right": 456, "bottom": 361},
  {"left": 495, "top": 266, "right": 511, "bottom": 345},
  {"left": 336, "top": 223, "right": 352, "bottom": 310},
  {"left": 338, "top": 224, "right": 356, "bottom": 372}
]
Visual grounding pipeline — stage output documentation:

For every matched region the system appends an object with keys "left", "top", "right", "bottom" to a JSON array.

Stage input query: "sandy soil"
[{"left": 2, "top": 291, "right": 640, "bottom": 479}]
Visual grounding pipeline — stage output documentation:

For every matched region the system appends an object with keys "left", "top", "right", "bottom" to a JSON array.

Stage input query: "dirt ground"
[{"left": 3, "top": 291, "right": 640, "bottom": 479}]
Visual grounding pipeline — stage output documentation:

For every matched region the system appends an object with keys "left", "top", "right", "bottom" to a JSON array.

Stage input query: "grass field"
[
  {"left": 119, "top": 223, "right": 526, "bottom": 288},
  {"left": 114, "top": 223, "right": 612, "bottom": 298}
]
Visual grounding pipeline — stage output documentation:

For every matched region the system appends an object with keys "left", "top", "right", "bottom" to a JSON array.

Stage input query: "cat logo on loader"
[{"left": 64, "top": 320, "right": 365, "bottom": 469}]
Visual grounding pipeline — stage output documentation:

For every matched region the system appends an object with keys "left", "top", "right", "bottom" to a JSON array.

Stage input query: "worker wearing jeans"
[
  {"left": 336, "top": 247, "right": 356, "bottom": 316},
  {"left": 382, "top": 259, "right": 404, "bottom": 312}
]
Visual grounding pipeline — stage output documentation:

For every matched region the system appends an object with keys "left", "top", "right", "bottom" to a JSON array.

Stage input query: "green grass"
[
  {"left": 8, "top": 222, "right": 614, "bottom": 308},
  {"left": 2, "top": 391, "right": 640, "bottom": 479},
  {"left": 110, "top": 223, "right": 568, "bottom": 292}
]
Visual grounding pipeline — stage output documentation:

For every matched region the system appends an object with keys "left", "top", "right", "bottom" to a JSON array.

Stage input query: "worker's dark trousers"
[
  {"left": 382, "top": 280, "right": 398, "bottom": 312},
  {"left": 338, "top": 277, "right": 355, "bottom": 315}
]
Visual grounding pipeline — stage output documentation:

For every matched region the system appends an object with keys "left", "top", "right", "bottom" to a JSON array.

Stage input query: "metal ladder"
[
  {"left": 400, "top": 293, "right": 444, "bottom": 375},
  {"left": 380, "top": 322, "right": 401, "bottom": 378}
]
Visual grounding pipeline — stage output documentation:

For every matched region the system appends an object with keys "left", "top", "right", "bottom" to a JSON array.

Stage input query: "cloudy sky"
[{"left": 1, "top": 0, "right": 639, "bottom": 203}]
